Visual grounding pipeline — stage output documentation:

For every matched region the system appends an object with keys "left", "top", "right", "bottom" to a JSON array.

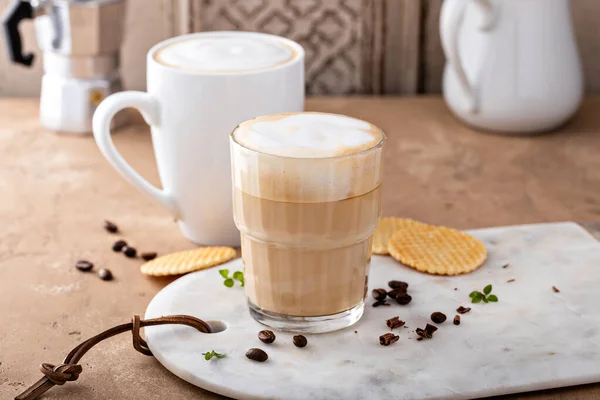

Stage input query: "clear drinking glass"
[{"left": 230, "top": 113, "right": 385, "bottom": 333}]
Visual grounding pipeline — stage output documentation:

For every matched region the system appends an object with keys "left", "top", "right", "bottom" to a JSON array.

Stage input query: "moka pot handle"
[{"left": 2, "top": 0, "right": 34, "bottom": 66}]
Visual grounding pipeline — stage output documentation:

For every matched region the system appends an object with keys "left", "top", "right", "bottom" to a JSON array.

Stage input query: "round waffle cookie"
[
  {"left": 372, "top": 217, "right": 435, "bottom": 255},
  {"left": 141, "top": 247, "right": 237, "bottom": 276},
  {"left": 388, "top": 225, "right": 487, "bottom": 275}
]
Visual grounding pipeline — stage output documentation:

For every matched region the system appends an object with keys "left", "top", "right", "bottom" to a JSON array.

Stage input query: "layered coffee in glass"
[{"left": 230, "top": 112, "right": 385, "bottom": 333}]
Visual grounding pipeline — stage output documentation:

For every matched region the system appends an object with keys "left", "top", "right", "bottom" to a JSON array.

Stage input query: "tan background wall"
[{"left": 0, "top": 0, "right": 598, "bottom": 96}]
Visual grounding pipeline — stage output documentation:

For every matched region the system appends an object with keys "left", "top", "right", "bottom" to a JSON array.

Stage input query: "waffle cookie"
[
  {"left": 372, "top": 217, "right": 435, "bottom": 255},
  {"left": 388, "top": 225, "right": 486, "bottom": 275},
  {"left": 141, "top": 247, "right": 237, "bottom": 276}
]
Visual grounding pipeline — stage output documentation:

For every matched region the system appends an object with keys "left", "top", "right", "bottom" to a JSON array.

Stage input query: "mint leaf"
[
  {"left": 469, "top": 291, "right": 480, "bottom": 298},
  {"left": 482, "top": 296, "right": 489, "bottom": 303},
  {"left": 487, "top": 294, "right": 498, "bottom": 302},
  {"left": 219, "top": 269, "right": 230, "bottom": 279},
  {"left": 483, "top": 284, "right": 492, "bottom": 295},
  {"left": 471, "top": 292, "right": 483, "bottom": 303},
  {"left": 233, "top": 271, "right": 244, "bottom": 281},
  {"left": 224, "top": 278, "right": 234, "bottom": 287},
  {"left": 203, "top": 350, "right": 225, "bottom": 360}
]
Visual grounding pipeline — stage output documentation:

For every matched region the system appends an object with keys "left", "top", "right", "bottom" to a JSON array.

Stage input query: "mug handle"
[
  {"left": 440, "top": 0, "right": 496, "bottom": 113},
  {"left": 92, "top": 91, "right": 181, "bottom": 218}
]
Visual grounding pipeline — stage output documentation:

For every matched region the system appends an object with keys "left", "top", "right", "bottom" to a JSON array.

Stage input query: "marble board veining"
[{"left": 145, "top": 222, "right": 600, "bottom": 400}]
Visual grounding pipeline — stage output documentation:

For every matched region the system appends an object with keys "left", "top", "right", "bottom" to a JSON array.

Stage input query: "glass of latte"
[{"left": 230, "top": 112, "right": 385, "bottom": 333}]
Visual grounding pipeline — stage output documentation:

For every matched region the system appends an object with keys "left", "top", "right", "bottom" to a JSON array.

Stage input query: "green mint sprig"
[
  {"left": 202, "top": 350, "right": 226, "bottom": 360},
  {"left": 470, "top": 284, "right": 498, "bottom": 303},
  {"left": 219, "top": 269, "right": 244, "bottom": 287}
]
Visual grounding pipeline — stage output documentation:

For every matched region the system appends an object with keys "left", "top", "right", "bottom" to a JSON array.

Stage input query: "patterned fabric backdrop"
[{"left": 191, "top": 0, "right": 420, "bottom": 95}]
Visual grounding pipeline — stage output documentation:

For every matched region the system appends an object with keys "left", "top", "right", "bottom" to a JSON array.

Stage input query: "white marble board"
[{"left": 145, "top": 222, "right": 600, "bottom": 400}]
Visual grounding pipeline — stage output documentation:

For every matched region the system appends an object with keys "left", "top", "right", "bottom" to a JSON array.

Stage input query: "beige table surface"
[{"left": 1, "top": 97, "right": 600, "bottom": 400}]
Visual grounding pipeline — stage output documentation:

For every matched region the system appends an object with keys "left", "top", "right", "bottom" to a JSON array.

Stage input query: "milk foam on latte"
[
  {"left": 232, "top": 112, "right": 384, "bottom": 203},
  {"left": 154, "top": 35, "right": 296, "bottom": 72},
  {"left": 233, "top": 113, "right": 382, "bottom": 158}
]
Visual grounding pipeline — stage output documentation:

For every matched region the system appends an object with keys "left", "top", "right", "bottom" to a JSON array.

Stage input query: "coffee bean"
[
  {"left": 453, "top": 315, "right": 461, "bottom": 325},
  {"left": 75, "top": 260, "right": 93, "bottom": 272},
  {"left": 431, "top": 312, "right": 447, "bottom": 324},
  {"left": 123, "top": 246, "right": 137, "bottom": 258},
  {"left": 456, "top": 306, "right": 471, "bottom": 314},
  {"left": 98, "top": 268, "right": 113, "bottom": 281},
  {"left": 293, "top": 335, "right": 307, "bottom": 348},
  {"left": 103, "top": 220, "right": 118, "bottom": 233},
  {"left": 386, "top": 316, "right": 405, "bottom": 330},
  {"left": 388, "top": 280, "right": 408, "bottom": 290},
  {"left": 396, "top": 293, "right": 412, "bottom": 305},
  {"left": 379, "top": 332, "right": 399, "bottom": 346},
  {"left": 258, "top": 330, "right": 276, "bottom": 344},
  {"left": 372, "top": 288, "right": 388, "bottom": 301},
  {"left": 387, "top": 288, "right": 407, "bottom": 299},
  {"left": 141, "top": 252, "right": 157, "bottom": 261},
  {"left": 246, "top": 348, "right": 268, "bottom": 362},
  {"left": 112, "top": 240, "right": 127, "bottom": 252}
]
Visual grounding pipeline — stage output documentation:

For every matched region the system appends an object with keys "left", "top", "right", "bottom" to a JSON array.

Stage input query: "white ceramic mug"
[{"left": 93, "top": 32, "right": 304, "bottom": 246}]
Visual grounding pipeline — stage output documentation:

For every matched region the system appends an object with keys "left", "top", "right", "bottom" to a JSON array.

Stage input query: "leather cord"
[{"left": 15, "top": 315, "right": 211, "bottom": 400}]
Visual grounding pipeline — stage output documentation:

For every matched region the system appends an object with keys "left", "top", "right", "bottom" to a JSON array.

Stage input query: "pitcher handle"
[
  {"left": 441, "top": 0, "right": 496, "bottom": 113},
  {"left": 92, "top": 91, "right": 181, "bottom": 218}
]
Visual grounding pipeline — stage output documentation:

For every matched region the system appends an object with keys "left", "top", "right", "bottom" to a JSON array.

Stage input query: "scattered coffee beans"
[
  {"left": 372, "top": 288, "right": 387, "bottom": 301},
  {"left": 98, "top": 268, "right": 113, "bottom": 281},
  {"left": 396, "top": 293, "right": 412, "bottom": 305},
  {"left": 246, "top": 348, "right": 268, "bottom": 362},
  {"left": 386, "top": 316, "right": 405, "bottom": 330},
  {"left": 456, "top": 306, "right": 471, "bottom": 314},
  {"left": 552, "top": 286, "right": 560, "bottom": 293},
  {"left": 141, "top": 252, "right": 157, "bottom": 261},
  {"left": 75, "top": 260, "right": 93, "bottom": 272},
  {"left": 258, "top": 330, "right": 276, "bottom": 344},
  {"left": 112, "top": 240, "right": 127, "bottom": 252},
  {"left": 453, "top": 315, "right": 461, "bottom": 325},
  {"left": 431, "top": 312, "right": 447, "bottom": 324},
  {"left": 103, "top": 220, "right": 118, "bottom": 233},
  {"left": 387, "top": 288, "right": 407, "bottom": 300},
  {"left": 293, "top": 335, "right": 308, "bottom": 348},
  {"left": 379, "top": 333, "right": 399, "bottom": 346},
  {"left": 372, "top": 300, "right": 390, "bottom": 307},
  {"left": 123, "top": 246, "right": 137, "bottom": 258},
  {"left": 388, "top": 280, "right": 408, "bottom": 290}
]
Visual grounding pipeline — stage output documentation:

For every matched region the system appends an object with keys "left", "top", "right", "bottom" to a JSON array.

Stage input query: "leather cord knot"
[
  {"left": 132, "top": 315, "right": 153, "bottom": 356},
  {"left": 39, "top": 363, "right": 82, "bottom": 385},
  {"left": 16, "top": 314, "right": 211, "bottom": 400}
]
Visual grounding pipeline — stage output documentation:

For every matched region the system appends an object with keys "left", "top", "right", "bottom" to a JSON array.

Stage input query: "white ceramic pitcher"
[{"left": 441, "top": 0, "right": 583, "bottom": 134}]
